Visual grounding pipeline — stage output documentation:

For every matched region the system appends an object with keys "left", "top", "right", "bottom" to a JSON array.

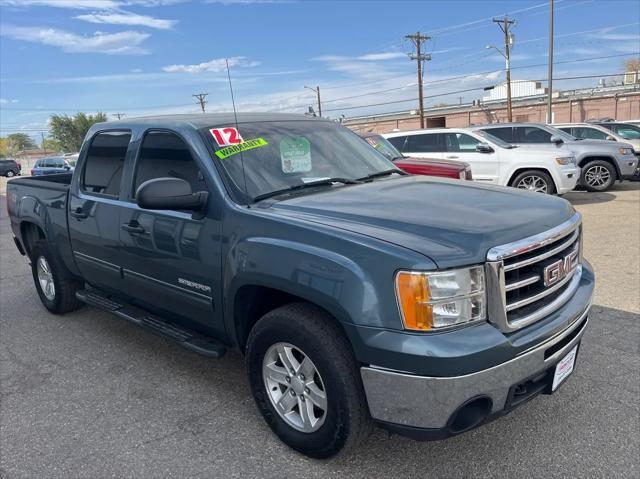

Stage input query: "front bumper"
[
  {"left": 555, "top": 165, "right": 580, "bottom": 194},
  {"left": 360, "top": 263, "right": 594, "bottom": 438},
  {"left": 618, "top": 154, "right": 638, "bottom": 179}
]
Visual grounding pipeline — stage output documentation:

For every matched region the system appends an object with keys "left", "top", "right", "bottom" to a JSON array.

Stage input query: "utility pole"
[
  {"left": 41, "top": 132, "right": 47, "bottom": 155},
  {"left": 304, "top": 85, "right": 321, "bottom": 117},
  {"left": 492, "top": 16, "right": 515, "bottom": 122},
  {"left": 547, "top": 0, "right": 554, "bottom": 123},
  {"left": 193, "top": 93, "right": 208, "bottom": 113},
  {"left": 406, "top": 31, "right": 431, "bottom": 129},
  {"left": 113, "top": 113, "right": 125, "bottom": 120}
]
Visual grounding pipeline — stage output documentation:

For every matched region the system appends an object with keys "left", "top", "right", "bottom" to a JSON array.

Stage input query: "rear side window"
[
  {"left": 386, "top": 136, "right": 408, "bottom": 152},
  {"left": 517, "top": 126, "right": 552, "bottom": 143},
  {"left": 444, "top": 133, "right": 478, "bottom": 152},
  {"left": 82, "top": 131, "right": 131, "bottom": 197},
  {"left": 133, "top": 130, "right": 205, "bottom": 198},
  {"left": 485, "top": 127, "right": 514, "bottom": 143},
  {"left": 572, "top": 127, "right": 608, "bottom": 140},
  {"left": 406, "top": 133, "right": 442, "bottom": 153}
]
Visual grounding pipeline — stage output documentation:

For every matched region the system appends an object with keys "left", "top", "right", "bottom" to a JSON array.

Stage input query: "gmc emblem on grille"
[{"left": 543, "top": 248, "right": 579, "bottom": 287}]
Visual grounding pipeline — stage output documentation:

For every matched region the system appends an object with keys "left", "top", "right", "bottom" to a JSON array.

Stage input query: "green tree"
[
  {"left": 41, "top": 137, "right": 63, "bottom": 153},
  {"left": 0, "top": 137, "right": 8, "bottom": 158},
  {"left": 7, "top": 133, "right": 36, "bottom": 154},
  {"left": 49, "top": 112, "right": 108, "bottom": 152}
]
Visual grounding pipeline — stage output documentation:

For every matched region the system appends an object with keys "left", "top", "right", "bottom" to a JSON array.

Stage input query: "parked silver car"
[{"left": 475, "top": 123, "right": 638, "bottom": 192}]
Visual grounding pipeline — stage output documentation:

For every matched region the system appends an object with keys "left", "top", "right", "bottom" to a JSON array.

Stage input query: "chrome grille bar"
[
  {"left": 504, "top": 228, "right": 580, "bottom": 272},
  {"left": 504, "top": 275, "right": 540, "bottom": 292}
]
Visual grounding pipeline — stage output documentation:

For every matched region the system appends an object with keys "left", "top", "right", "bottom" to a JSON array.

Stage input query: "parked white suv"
[{"left": 383, "top": 128, "right": 579, "bottom": 194}]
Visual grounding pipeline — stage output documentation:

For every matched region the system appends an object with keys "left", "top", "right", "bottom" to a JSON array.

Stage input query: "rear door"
[
  {"left": 68, "top": 130, "right": 133, "bottom": 292},
  {"left": 118, "top": 129, "right": 223, "bottom": 335},
  {"left": 443, "top": 132, "right": 501, "bottom": 183},
  {"left": 513, "top": 126, "right": 553, "bottom": 144},
  {"left": 483, "top": 126, "right": 515, "bottom": 144}
]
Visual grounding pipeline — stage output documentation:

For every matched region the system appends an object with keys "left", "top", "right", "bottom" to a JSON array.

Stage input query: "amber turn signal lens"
[{"left": 395, "top": 272, "right": 433, "bottom": 331}]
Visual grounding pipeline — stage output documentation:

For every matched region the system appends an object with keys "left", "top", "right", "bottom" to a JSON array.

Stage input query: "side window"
[
  {"left": 575, "top": 127, "right": 608, "bottom": 140},
  {"left": 82, "top": 131, "right": 131, "bottom": 197},
  {"left": 518, "top": 126, "right": 552, "bottom": 143},
  {"left": 386, "top": 136, "right": 408, "bottom": 152},
  {"left": 445, "top": 133, "right": 479, "bottom": 152},
  {"left": 485, "top": 127, "right": 513, "bottom": 143},
  {"left": 133, "top": 131, "right": 205, "bottom": 199},
  {"left": 406, "top": 133, "right": 442, "bottom": 153}
]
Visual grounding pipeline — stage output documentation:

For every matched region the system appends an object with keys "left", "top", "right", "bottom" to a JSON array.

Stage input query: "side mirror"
[
  {"left": 476, "top": 142, "right": 494, "bottom": 153},
  {"left": 550, "top": 135, "right": 564, "bottom": 144},
  {"left": 136, "top": 177, "right": 207, "bottom": 212},
  {"left": 606, "top": 135, "right": 616, "bottom": 141}
]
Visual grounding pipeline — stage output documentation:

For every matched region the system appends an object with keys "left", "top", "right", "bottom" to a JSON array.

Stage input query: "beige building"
[{"left": 344, "top": 83, "right": 640, "bottom": 134}]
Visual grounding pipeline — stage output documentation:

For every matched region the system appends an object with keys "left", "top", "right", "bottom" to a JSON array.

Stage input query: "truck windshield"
[
  {"left": 362, "top": 134, "right": 403, "bottom": 161},
  {"left": 202, "top": 121, "right": 399, "bottom": 201}
]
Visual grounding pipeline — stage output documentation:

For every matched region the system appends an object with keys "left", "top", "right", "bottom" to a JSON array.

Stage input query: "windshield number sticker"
[
  {"left": 210, "top": 127, "right": 243, "bottom": 147},
  {"left": 280, "top": 137, "right": 312, "bottom": 173}
]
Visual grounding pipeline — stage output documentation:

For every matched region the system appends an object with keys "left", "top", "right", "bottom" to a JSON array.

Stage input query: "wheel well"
[
  {"left": 508, "top": 168, "right": 556, "bottom": 189},
  {"left": 578, "top": 156, "right": 620, "bottom": 178},
  {"left": 20, "top": 222, "right": 45, "bottom": 258},
  {"left": 233, "top": 285, "right": 346, "bottom": 352}
]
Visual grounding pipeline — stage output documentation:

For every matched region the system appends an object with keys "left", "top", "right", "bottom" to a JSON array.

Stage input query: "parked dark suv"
[{"left": 0, "top": 159, "right": 21, "bottom": 177}]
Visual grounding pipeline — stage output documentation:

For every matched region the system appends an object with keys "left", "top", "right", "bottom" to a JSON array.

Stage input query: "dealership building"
[{"left": 344, "top": 75, "right": 640, "bottom": 134}]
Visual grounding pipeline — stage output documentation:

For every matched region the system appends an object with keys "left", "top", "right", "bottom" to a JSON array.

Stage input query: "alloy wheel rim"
[
  {"left": 37, "top": 256, "right": 55, "bottom": 301},
  {"left": 585, "top": 165, "right": 611, "bottom": 188},
  {"left": 7, "top": 171, "right": 14, "bottom": 177},
  {"left": 516, "top": 175, "right": 548, "bottom": 193},
  {"left": 262, "top": 342, "right": 327, "bottom": 433}
]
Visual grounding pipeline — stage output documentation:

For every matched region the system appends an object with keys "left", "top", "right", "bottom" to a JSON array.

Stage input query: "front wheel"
[
  {"left": 246, "top": 303, "right": 372, "bottom": 458},
  {"left": 510, "top": 170, "right": 556, "bottom": 194},
  {"left": 580, "top": 160, "right": 616, "bottom": 192},
  {"left": 6, "top": 170, "right": 14, "bottom": 177}
]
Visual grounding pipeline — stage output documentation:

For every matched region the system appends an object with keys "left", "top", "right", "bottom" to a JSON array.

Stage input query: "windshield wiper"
[
  {"left": 252, "top": 177, "right": 361, "bottom": 203},
  {"left": 356, "top": 168, "right": 404, "bottom": 182}
]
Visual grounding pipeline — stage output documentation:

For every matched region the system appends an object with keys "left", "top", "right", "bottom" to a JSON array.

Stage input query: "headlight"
[
  {"left": 395, "top": 266, "right": 486, "bottom": 331},
  {"left": 619, "top": 147, "right": 633, "bottom": 156},
  {"left": 555, "top": 156, "right": 576, "bottom": 165}
]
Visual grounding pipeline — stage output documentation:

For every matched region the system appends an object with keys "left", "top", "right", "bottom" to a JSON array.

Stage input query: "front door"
[
  {"left": 118, "top": 129, "right": 224, "bottom": 336},
  {"left": 68, "top": 130, "right": 132, "bottom": 292},
  {"left": 443, "top": 132, "right": 501, "bottom": 184}
]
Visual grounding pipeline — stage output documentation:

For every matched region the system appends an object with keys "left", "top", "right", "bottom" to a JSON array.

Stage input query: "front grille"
[{"left": 486, "top": 214, "right": 583, "bottom": 332}]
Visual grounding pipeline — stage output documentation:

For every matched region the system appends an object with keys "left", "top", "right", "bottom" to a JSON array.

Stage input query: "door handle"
[
  {"left": 121, "top": 223, "right": 146, "bottom": 234},
  {"left": 70, "top": 207, "right": 88, "bottom": 219},
  {"left": 446, "top": 155, "right": 459, "bottom": 159}
]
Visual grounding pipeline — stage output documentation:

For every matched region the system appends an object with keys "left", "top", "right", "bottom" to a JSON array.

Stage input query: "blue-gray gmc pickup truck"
[{"left": 7, "top": 113, "right": 594, "bottom": 458}]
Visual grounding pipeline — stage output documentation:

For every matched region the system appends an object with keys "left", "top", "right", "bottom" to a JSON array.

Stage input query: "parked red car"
[{"left": 358, "top": 132, "right": 472, "bottom": 180}]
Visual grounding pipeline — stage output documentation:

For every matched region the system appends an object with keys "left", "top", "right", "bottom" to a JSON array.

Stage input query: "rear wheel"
[
  {"left": 510, "top": 170, "right": 556, "bottom": 194},
  {"left": 246, "top": 303, "right": 372, "bottom": 458},
  {"left": 6, "top": 170, "right": 14, "bottom": 177},
  {"left": 580, "top": 160, "right": 616, "bottom": 192},
  {"left": 30, "top": 240, "right": 84, "bottom": 314}
]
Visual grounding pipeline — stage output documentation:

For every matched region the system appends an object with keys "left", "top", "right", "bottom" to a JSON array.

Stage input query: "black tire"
[
  {"left": 6, "top": 170, "right": 14, "bottom": 177},
  {"left": 510, "top": 170, "right": 556, "bottom": 194},
  {"left": 580, "top": 160, "right": 617, "bottom": 192},
  {"left": 30, "top": 240, "right": 84, "bottom": 314},
  {"left": 246, "top": 303, "right": 372, "bottom": 458}
]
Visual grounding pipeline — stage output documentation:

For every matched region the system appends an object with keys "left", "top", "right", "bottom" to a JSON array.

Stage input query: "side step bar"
[{"left": 76, "top": 289, "right": 227, "bottom": 358}]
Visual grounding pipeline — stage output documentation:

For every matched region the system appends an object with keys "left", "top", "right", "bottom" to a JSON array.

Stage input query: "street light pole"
[{"left": 547, "top": 0, "right": 555, "bottom": 123}]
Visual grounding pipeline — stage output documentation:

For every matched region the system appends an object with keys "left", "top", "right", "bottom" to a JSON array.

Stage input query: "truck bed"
[{"left": 8, "top": 172, "right": 73, "bottom": 191}]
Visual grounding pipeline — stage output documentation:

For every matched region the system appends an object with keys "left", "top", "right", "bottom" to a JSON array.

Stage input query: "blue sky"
[{"left": 0, "top": 0, "right": 639, "bottom": 139}]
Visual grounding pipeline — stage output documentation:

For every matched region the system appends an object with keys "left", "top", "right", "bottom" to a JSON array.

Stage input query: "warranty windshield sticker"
[
  {"left": 280, "top": 137, "right": 312, "bottom": 173},
  {"left": 215, "top": 137, "right": 268, "bottom": 159}
]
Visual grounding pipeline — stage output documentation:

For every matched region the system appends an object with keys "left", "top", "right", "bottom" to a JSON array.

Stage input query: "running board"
[{"left": 76, "top": 289, "right": 227, "bottom": 358}]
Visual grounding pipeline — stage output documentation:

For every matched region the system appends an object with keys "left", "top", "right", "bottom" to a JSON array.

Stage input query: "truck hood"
[{"left": 268, "top": 176, "right": 575, "bottom": 268}]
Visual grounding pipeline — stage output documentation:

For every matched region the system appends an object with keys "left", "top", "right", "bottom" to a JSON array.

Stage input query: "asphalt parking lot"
[{"left": 0, "top": 178, "right": 638, "bottom": 478}]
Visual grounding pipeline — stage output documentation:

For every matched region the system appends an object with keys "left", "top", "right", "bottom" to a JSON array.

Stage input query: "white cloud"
[
  {"left": 75, "top": 10, "right": 177, "bottom": 29},
  {"left": 162, "top": 56, "right": 260, "bottom": 73},
  {"left": 0, "top": 98, "right": 19, "bottom": 104},
  {"left": 356, "top": 52, "right": 407, "bottom": 61},
  {"left": 204, "top": 0, "right": 292, "bottom": 4},
  {"left": 1, "top": 25, "right": 150, "bottom": 54}
]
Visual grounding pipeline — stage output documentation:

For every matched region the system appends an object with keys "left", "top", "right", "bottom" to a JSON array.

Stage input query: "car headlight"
[
  {"left": 395, "top": 266, "right": 486, "bottom": 331},
  {"left": 619, "top": 147, "right": 633, "bottom": 156},
  {"left": 555, "top": 156, "right": 576, "bottom": 165}
]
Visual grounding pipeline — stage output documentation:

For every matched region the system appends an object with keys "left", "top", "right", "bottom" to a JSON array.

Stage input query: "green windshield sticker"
[
  {"left": 215, "top": 137, "right": 268, "bottom": 159},
  {"left": 280, "top": 136, "right": 312, "bottom": 173}
]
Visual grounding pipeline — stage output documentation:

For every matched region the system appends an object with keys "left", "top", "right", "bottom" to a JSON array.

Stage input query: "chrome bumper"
[{"left": 360, "top": 300, "right": 592, "bottom": 430}]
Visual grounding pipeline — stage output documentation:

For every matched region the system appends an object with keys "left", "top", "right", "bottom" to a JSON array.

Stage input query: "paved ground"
[{"left": 1, "top": 179, "right": 638, "bottom": 478}]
